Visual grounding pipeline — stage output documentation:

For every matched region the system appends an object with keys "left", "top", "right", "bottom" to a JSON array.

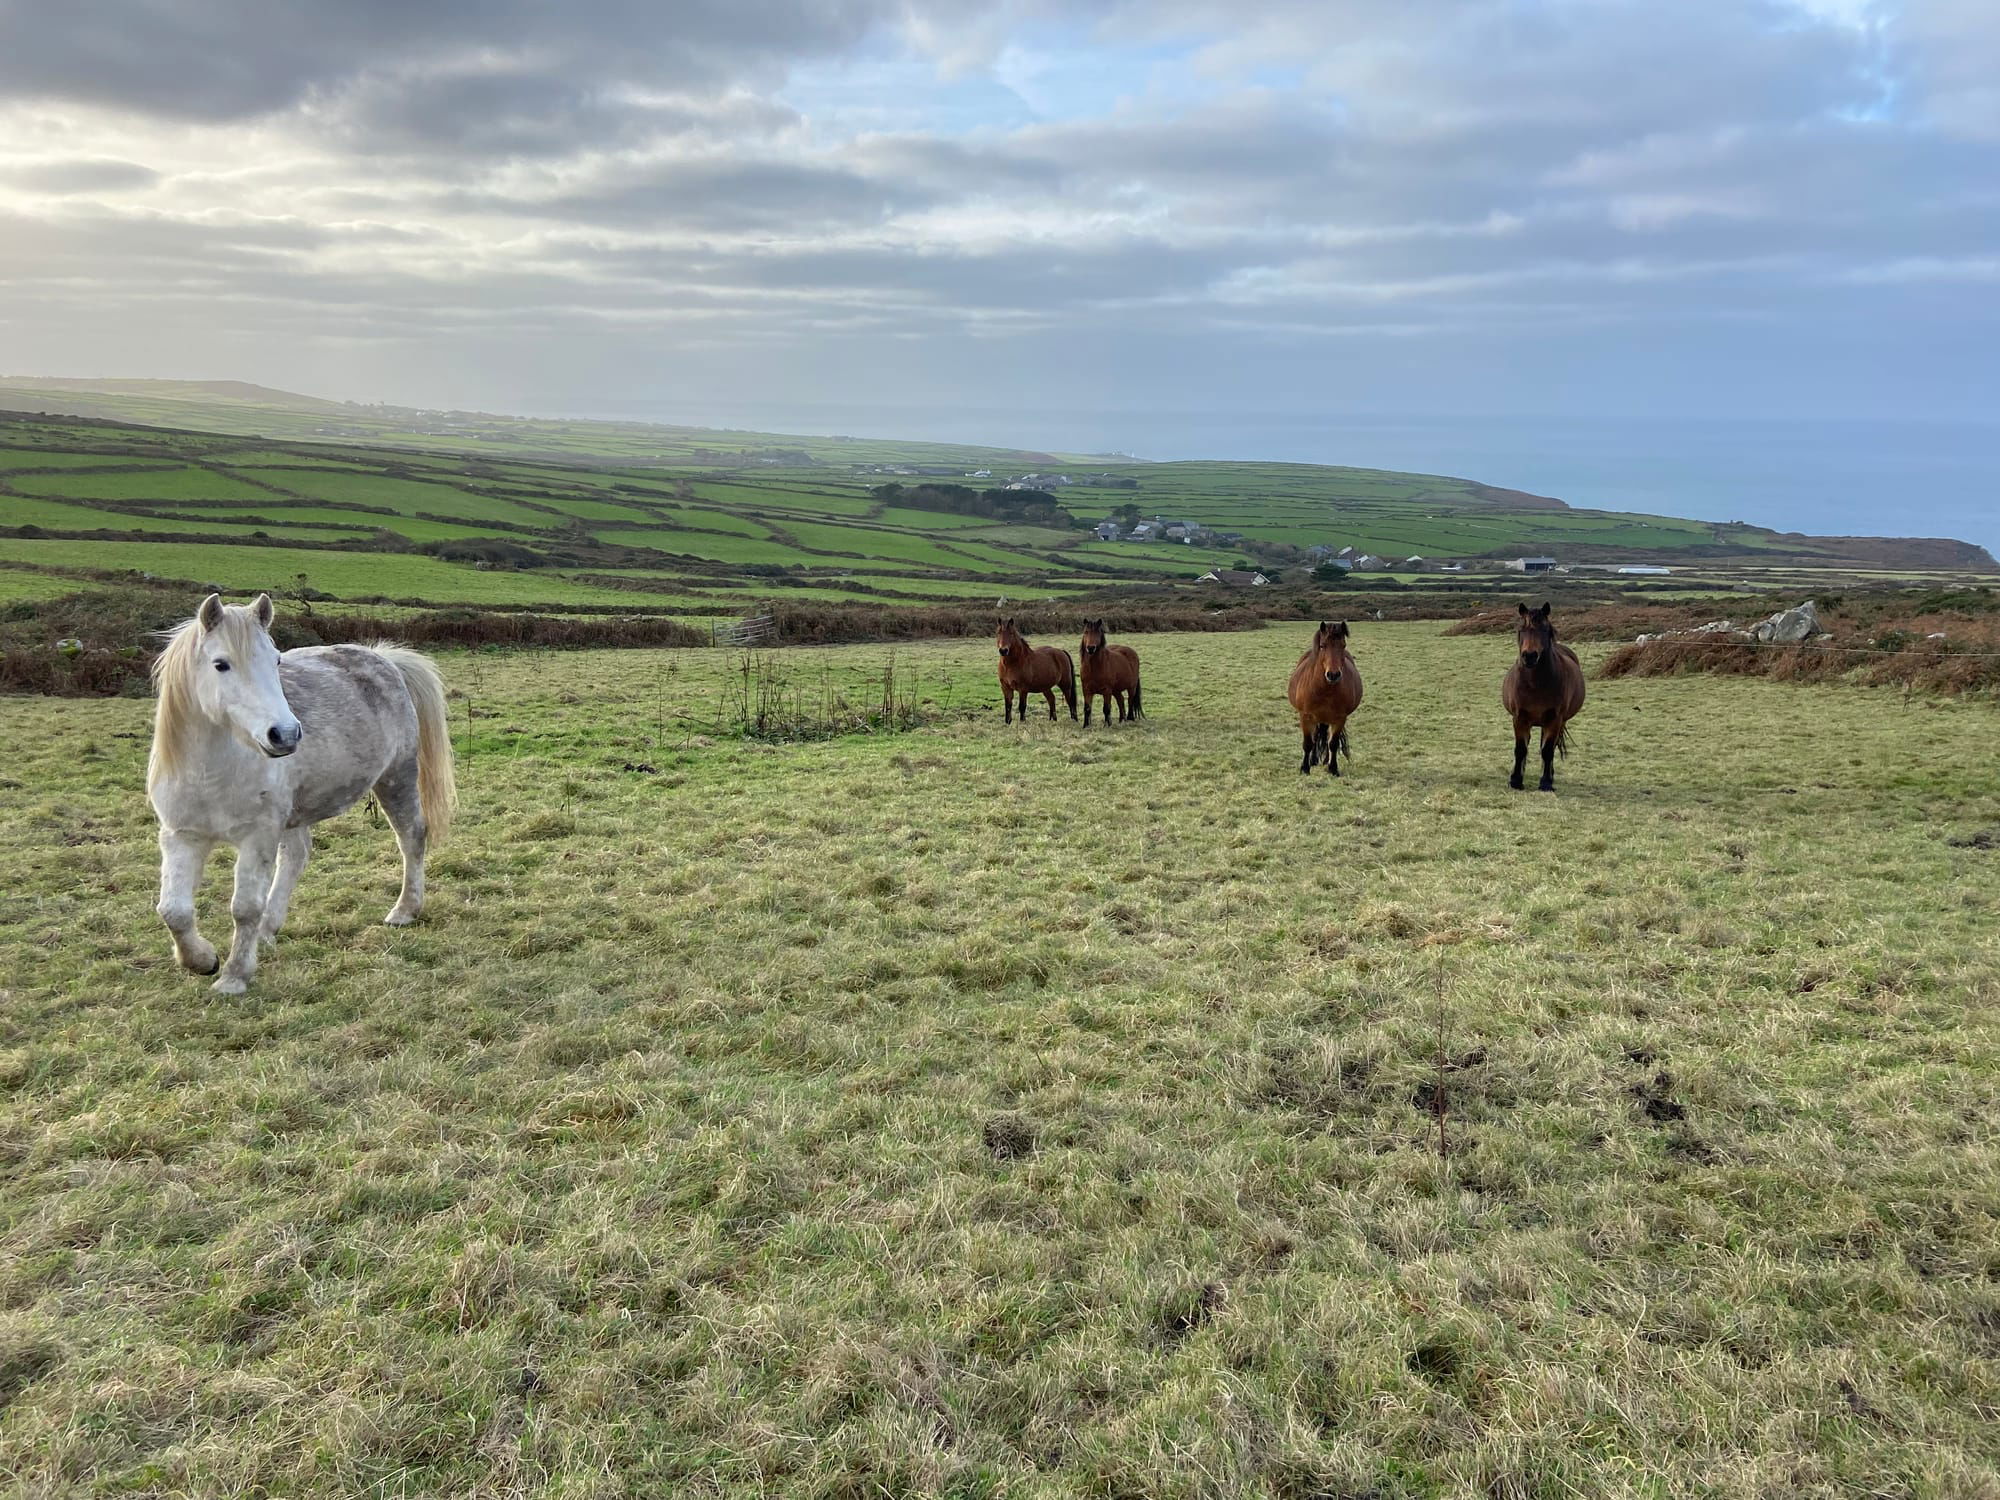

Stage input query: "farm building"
[
  {"left": 1093, "top": 521, "right": 1122, "bottom": 540},
  {"left": 1198, "top": 568, "right": 1271, "bottom": 586},
  {"left": 1507, "top": 556, "right": 1558, "bottom": 573},
  {"left": 1617, "top": 564, "right": 1673, "bottom": 575}
]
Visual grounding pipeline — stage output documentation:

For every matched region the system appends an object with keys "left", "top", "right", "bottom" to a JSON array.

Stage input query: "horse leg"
[
  {"left": 1510, "top": 721, "right": 1529, "bottom": 791},
  {"left": 1299, "top": 721, "right": 1316, "bottom": 774},
  {"left": 1322, "top": 724, "right": 1339, "bottom": 777},
  {"left": 1083, "top": 687, "right": 1093, "bottom": 727},
  {"left": 376, "top": 762, "right": 429, "bottom": 925},
  {"left": 258, "top": 826, "right": 313, "bottom": 948},
  {"left": 1044, "top": 687, "right": 1057, "bottom": 722},
  {"left": 1539, "top": 724, "right": 1558, "bottom": 792},
  {"left": 214, "top": 831, "right": 280, "bottom": 994},
  {"left": 156, "top": 829, "right": 219, "bottom": 975}
]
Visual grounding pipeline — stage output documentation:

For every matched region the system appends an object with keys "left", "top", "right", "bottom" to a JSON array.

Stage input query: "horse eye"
[{"left": 214, "top": 660, "right": 231, "bottom": 673}]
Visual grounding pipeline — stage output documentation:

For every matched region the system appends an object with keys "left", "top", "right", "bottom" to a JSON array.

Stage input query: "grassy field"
[
  {"left": 9, "top": 389, "right": 1988, "bottom": 633},
  {"left": 0, "top": 539, "right": 702, "bottom": 609},
  {"left": 1, "top": 624, "right": 1996, "bottom": 1497}
]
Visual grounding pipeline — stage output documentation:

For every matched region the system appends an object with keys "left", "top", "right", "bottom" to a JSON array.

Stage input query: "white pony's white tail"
[{"left": 373, "top": 642, "right": 456, "bottom": 847}]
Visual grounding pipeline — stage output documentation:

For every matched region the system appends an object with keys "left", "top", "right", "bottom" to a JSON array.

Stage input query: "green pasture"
[{"left": 0, "top": 625, "right": 1995, "bottom": 1496}]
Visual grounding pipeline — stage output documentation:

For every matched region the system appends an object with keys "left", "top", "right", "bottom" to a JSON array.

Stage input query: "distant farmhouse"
[
  {"left": 1616, "top": 564, "right": 1673, "bottom": 575},
  {"left": 1507, "top": 556, "right": 1558, "bottom": 573},
  {"left": 1198, "top": 568, "right": 1272, "bottom": 587}
]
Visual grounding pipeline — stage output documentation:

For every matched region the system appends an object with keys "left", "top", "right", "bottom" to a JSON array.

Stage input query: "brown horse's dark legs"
[
  {"left": 1510, "top": 725, "right": 1529, "bottom": 790},
  {"left": 1322, "top": 724, "right": 1339, "bottom": 776},
  {"left": 1539, "top": 729, "right": 1557, "bottom": 792},
  {"left": 1299, "top": 726, "right": 1316, "bottom": 774}
]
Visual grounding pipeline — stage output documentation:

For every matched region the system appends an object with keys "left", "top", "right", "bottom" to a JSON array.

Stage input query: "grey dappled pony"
[{"left": 147, "top": 593, "right": 456, "bottom": 994}]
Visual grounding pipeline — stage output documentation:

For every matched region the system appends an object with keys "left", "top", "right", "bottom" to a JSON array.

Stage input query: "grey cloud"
[
  {"left": 0, "top": 0, "right": 997, "bottom": 126},
  {"left": 0, "top": 156, "right": 159, "bottom": 193},
  {"left": 447, "top": 155, "right": 936, "bottom": 231}
]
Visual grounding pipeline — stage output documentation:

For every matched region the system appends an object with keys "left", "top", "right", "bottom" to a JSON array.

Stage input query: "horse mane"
[{"left": 147, "top": 608, "right": 262, "bottom": 791}]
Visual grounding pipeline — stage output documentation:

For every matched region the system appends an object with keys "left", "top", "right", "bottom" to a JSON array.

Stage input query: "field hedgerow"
[{"left": 0, "top": 624, "right": 1996, "bottom": 1498}]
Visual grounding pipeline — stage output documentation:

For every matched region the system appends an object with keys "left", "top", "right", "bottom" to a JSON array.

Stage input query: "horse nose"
[{"left": 267, "top": 722, "right": 302, "bottom": 753}]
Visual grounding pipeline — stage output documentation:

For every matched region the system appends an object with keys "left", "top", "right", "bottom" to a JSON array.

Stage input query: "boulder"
[{"left": 1751, "top": 600, "right": 1820, "bottom": 644}]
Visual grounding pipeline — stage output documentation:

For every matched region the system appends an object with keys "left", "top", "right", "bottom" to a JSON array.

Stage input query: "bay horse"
[
  {"left": 1078, "top": 619, "right": 1142, "bottom": 726},
  {"left": 1286, "top": 621, "right": 1363, "bottom": 775},
  {"left": 995, "top": 618, "right": 1077, "bottom": 723},
  {"left": 1500, "top": 600, "right": 1586, "bottom": 791},
  {"left": 148, "top": 593, "right": 456, "bottom": 994}
]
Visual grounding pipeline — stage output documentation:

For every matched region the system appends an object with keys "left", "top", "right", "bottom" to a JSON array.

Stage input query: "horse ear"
[
  {"left": 252, "top": 593, "right": 274, "bottom": 627},
  {"left": 1517, "top": 602, "right": 1529, "bottom": 617},
  {"left": 1537, "top": 601, "right": 1552, "bottom": 618},
  {"left": 197, "top": 593, "right": 225, "bottom": 631},
  {"left": 1335, "top": 620, "right": 1349, "bottom": 638}
]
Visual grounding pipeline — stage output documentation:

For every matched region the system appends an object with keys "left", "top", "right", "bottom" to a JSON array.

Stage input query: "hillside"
[{"left": 0, "top": 384, "right": 1991, "bottom": 623}]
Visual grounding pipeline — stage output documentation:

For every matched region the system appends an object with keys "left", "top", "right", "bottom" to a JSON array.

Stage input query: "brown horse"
[
  {"left": 1500, "top": 601, "right": 1586, "bottom": 791},
  {"left": 1078, "top": 619, "right": 1142, "bottom": 726},
  {"left": 1286, "top": 621, "right": 1363, "bottom": 775},
  {"left": 996, "top": 617, "right": 1078, "bottom": 723}
]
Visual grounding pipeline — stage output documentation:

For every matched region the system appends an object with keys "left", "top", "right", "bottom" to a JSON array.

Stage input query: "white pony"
[{"left": 147, "top": 593, "right": 456, "bottom": 994}]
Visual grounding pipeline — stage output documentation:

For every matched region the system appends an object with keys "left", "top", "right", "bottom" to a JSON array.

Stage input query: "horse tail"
[
  {"left": 1129, "top": 677, "right": 1142, "bottom": 719},
  {"left": 1336, "top": 726, "right": 1349, "bottom": 758},
  {"left": 375, "top": 643, "right": 457, "bottom": 847},
  {"left": 1058, "top": 649, "right": 1078, "bottom": 705},
  {"left": 1549, "top": 720, "right": 1573, "bottom": 758}
]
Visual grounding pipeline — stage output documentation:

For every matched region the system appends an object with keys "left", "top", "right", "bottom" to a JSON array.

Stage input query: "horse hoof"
[
  {"left": 212, "top": 975, "right": 248, "bottom": 996},
  {"left": 183, "top": 948, "right": 220, "bottom": 975},
  {"left": 1538, "top": 783, "right": 1555, "bottom": 793},
  {"left": 384, "top": 911, "right": 417, "bottom": 927}
]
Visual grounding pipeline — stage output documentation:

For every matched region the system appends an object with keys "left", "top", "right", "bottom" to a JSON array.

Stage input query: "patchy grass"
[
  {"left": 1, "top": 627, "right": 1997, "bottom": 1499},
  {"left": 0, "top": 539, "right": 698, "bottom": 609}
]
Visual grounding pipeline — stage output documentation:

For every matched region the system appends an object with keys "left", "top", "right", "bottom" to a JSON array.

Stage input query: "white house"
[{"left": 1507, "top": 556, "right": 1558, "bottom": 573}]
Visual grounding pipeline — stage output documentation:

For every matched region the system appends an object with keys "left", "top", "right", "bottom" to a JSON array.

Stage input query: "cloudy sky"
[{"left": 1, "top": 0, "right": 1996, "bottom": 469}]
